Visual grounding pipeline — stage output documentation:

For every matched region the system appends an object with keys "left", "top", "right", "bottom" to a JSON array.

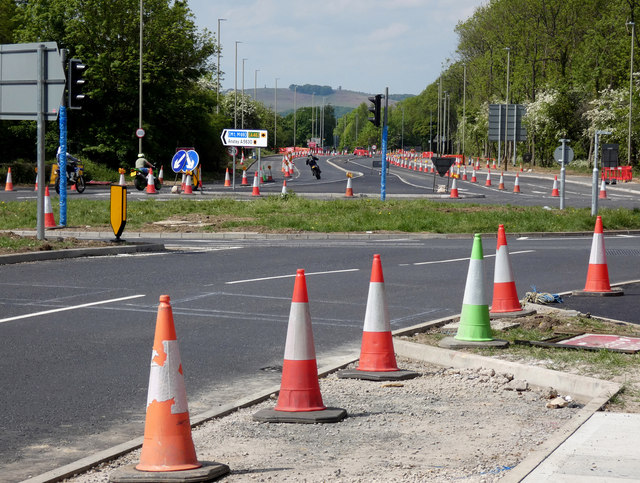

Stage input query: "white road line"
[
  {"left": 0, "top": 294, "right": 145, "bottom": 324},
  {"left": 225, "top": 268, "right": 360, "bottom": 285},
  {"left": 410, "top": 249, "right": 535, "bottom": 266}
]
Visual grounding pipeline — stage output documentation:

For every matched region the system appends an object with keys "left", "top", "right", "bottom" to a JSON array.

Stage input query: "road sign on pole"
[{"left": 221, "top": 129, "right": 268, "bottom": 147}]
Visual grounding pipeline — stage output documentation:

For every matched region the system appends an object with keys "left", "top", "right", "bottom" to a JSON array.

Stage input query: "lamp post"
[
  {"left": 274, "top": 78, "right": 278, "bottom": 150},
  {"left": 234, "top": 41, "right": 241, "bottom": 129},
  {"left": 293, "top": 84, "right": 297, "bottom": 147},
  {"left": 139, "top": 0, "right": 143, "bottom": 154},
  {"left": 504, "top": 47, "right": 511, "bottom": 169},
  {"left": 254, "top": 69, "right": 259, "bottom": 101},
  {"left": 462, "top": 63, "right": 466, "bottom": 159},
  {"left": 241, "top": 58, "right": 246, "bottom": 129},
  {"left": 216, "top": 18, "right": 226, "bottom": 114},
  {"left": 401, "top": 107, "right": 404, "bottom": 151},
  {"left": 628, "top": 21, "right": 635, "bottom": 166}
]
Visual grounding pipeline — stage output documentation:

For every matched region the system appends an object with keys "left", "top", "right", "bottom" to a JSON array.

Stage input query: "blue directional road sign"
[
  {"left": 220, "top": 129, "right": 268, "bottom": 147},
  {"left": 171, "top": 150, "right": 187, "bottom": 173},
  {"left": 185, "top": 149, "right": 199, "bottom": 171}
]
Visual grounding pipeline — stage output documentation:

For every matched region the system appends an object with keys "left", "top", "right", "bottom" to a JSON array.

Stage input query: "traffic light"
[
  {"left": 368, "top": 94, "right": 382, "bottom": 127},
  {"left": 68, "top": 58, "right": 87, "bottom": 109}
]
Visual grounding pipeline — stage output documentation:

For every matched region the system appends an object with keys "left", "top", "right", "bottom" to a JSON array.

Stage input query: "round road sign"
[
  {"left": 554, "top": 145, "right": 574, "bottom": 164},
  {"left": 227, "top": 146, "right": 238, "bottom": 156},
  {"left": 171, "top": 150, "right": 187, "bottom": 173},
  {"left": 136, "top": 128, "right": 145, "bottom": 138}
]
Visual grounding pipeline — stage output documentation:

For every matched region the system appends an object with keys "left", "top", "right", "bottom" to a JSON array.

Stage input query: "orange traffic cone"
[
  {"left": 485, "top": 169, "right": 492, "bottom": 186},
  {"left": 573, "top": 216, "right": 623, "bottom": 296},
  {"left": 181, "top": 173, "right": 186, "bottom": 192},
  {"left": 44, "top": 186, "right": 56, "bottom": 228},
  {"left": 110, "top": 296, "right": 230, "bottom": 481},
  {"left": 251, "top": 171, "right": 261, "bottom": 196},
  {"left": 513, "top": 173, "right": 521, "bottom": 193},
  {"left": 267, "top": 165, "right": 274, "bottom": 182},
  {"left": 470, "top": 167, "right": 477, "bottom": 183},
  {"left": 281, "top": 179, "right": 288, "bottom": 196},
  {"left": 118, "top": 169, "right": 126, "bottom": 187},
  {"left": 599, "top": 179, "right": 607, "bottom": 199},
  {"left": 498, "top": 172, "right": 505, "bottom": 190},
  {"left": 462, "top": 166, "right": 468, "bottom": 181},
  {"left": 253, "top": 270, "right": 347, "bottom": 423},
  {"left": 5, "top": 167, "right": 13, "bottom": 191},
  {"left": 146, "top": 168, "right": 157, "bottom": 194},
  {"left": 339, "top": 255, "right": 419, "bottom": 381},
  {"left": 345, "top": 177, "right": 354, "bottom": 197},
  {"left": 241, "top": 169, "right": 248, "bottom": 185},
  {"left": 450, "top": 177, "right": 459, "bottom": 198},
  {"left": 183, "top": 173, "right": 193, "bottom": 195},
  {"left": 223, "top": 168, "right": 231, "bottom": 187},
  {"left": 490, "top": 225, "right": 535, "bottom": 317},
  {"left": 158, "top": 165, "right": 164, "bottom": 184},
  {"left": 551, "top": 176, "right": 559, "bottom": 197}
]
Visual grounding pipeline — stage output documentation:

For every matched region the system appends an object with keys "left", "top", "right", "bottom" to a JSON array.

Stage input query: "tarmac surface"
[{"left": 5, "top": 235, "right": 640, "bottom": 483}]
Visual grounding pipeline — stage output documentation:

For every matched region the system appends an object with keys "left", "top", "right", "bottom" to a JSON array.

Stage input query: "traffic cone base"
[
  {"left": 456, "top": 304, "right": 493, "bottom": 341},
  {"left": 275, "top": 359, "right": 325, "bottom": 412}
]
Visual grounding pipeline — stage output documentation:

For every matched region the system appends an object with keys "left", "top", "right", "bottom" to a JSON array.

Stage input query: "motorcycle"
[
  {"left": 307, "top": 158, "right": 321, "bottom": 180},
  {"left": 131, "top": 165, "right": 161, "bottom": 191},
  {"left": 55, "top": 163, "right": 86, "bottom": 194}
]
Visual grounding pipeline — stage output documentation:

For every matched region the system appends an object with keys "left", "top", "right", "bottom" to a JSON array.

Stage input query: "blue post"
[
  {"left": 381, "top": 124, "right": 388, "bottom": 201},
  {"left": 59, "top": 105, "right": 67, "bottom": 226}
]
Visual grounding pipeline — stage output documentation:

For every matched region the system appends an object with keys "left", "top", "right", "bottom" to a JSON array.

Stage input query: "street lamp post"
[
  {"left": 628, "top": 21, "right": 635, "bottom": 166},
  {"left": 254, "top": 69, "right": 259, "bottom": 101},
  {"left": 462, "top": 63, "right": 466, "bottom": 159},
  {"left": 234, "top": 41, "right": 241, "bottom": 129},
  {"left": 401, "top": 107, "right": 404, "bottom": 151},
  {"left": 139, "top": 0, "right": 143, "bottom": 154},
  {"left": 241, "top": 58, "right": 246, "bottom": 129},
  {"left": 274, "top": 78, "right": 278, "bottom": 150},
  {"left": 216, "top": 18, "right": 226, "bottom": 114},
  {"left": 504, "top": 47, "right": 511, "bottom": 169},
  {"left": 293, "top": 85, "right": 297, "bottom": 147}
]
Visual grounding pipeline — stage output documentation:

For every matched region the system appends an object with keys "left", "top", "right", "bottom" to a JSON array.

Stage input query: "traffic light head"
[
  {"left": 68, "top": 58, "right": 87, "bottom": 109},
  {"left": 368, "top": 94, "right": 382, "bottom": 127}
]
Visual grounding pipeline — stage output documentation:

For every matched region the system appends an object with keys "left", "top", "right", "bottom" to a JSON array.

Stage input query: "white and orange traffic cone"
[
  {"left": 183, "top": 173, "right": 193, "bottom": 195},
  {"left": 513, "top": 173, "right": 521, "bottom": 193},
  {"left": 470, "top": 167, "right": 477, "bottom": 183},
  {"left": 251, "top": 171, "right": 261, "bottom": 196},
  {"left": 573, "top": 216, "right": 624, "bottom": 296},
  {"left": 485, "top": 169, "right": 492, "bottom": 186},
  {"left": 158, "top": 165, "right": 164, "bottom": 184},
  {"left": 450, "top": 177, "right": 459, "bottom": 198},
  {"left": 223, "top": 168, "right": 231, "bottom": 187},
  {"left": 498, "top": 172, "right": 505, "bottom": 190},
  {"left": 241, "top": 170, "right": 248, "bottom": 186},
  {"left": 253, "top": 270, "right": 347, "bottom": 423},
  {"left": 267, "top": 165, "right": 274, "bottom": 182},
  {"left": 551, "top": 175, "right": 560, "bottom": 197},
  {"left": 44, "top": 186, "right": 56, "bottom": 228},
  {"left": 5, "top": 167, "right": 13, "bottom": 191},
  {"left": 146, "top": 168, "right": 157, "bottom": 194},
  {"left": 345, "top": 176, "right": 354, "bottom": 197},
  {"left": 599, "top": 179, "right": 607, "bottom": 199},
  {"left": 118, "top": 169, "right": 126, "bottom": 187},
  {"left": 490, "top": 225, "right": 535, "bottom": 317},
  {"left": 339, "top": 255, "right": 419, "bottom": 381},
  {"left": 111, "top": 296, "right": 230, "bottom": 480},
  {"left": 281, "top": 179, "right": 288, "bottom": 196},
  {"left": 462, "top": 166, "right": 468, "bottom": 181}
]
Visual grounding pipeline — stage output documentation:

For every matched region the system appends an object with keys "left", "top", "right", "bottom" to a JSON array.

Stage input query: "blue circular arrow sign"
[
  {"left": 171, "top": 150, "right": 187, "bottom": 173},
  {"left": 185, "top": 150, "right": 199, "bottom": 172}
]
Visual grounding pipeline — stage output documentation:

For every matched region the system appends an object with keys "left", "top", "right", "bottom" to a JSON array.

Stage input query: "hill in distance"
[{"left": 227, "top": 85, "right": 413, "bottom": 116}]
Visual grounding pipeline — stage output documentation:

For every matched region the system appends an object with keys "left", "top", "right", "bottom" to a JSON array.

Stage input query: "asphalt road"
[{"left": 1, "top": 231, "right": 640, "bottom": 480}]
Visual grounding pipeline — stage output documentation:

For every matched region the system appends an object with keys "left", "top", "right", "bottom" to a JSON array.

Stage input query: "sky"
[{"left": 188, "top": 0, "right": 486, "bottom": 96}]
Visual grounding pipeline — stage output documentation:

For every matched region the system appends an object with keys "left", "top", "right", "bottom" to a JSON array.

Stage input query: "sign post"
[
  {"left": 381, "top": 87, "right": 389, "bottom": 201},
  {"left": 554, "top": 140, "right": 573, "bottom": 210},
  {"left": 592, "top": 130, "right": 612, "bottom": 216}
]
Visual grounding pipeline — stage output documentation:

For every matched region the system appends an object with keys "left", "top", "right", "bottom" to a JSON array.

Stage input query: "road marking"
[
  {"left": 225, "top": 268, "right": 359, "bottom": 285},
  {"left": 0, "top": 294, "right": 145, "bottom": 324},
  {"left": 409, "top": 250, "right": 535, "bottom": 266}
]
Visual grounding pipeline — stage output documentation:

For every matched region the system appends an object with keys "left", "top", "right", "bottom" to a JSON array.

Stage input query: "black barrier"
[{"left": 432, "top": 157, "right": 456, "bottom": 177}]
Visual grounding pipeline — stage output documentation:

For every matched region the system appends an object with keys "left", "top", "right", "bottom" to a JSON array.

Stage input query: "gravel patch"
[{"left": 65, "top": 358, "right": 581, "bottom": 482}]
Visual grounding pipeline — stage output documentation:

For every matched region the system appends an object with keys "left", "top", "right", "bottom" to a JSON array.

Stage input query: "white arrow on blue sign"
[
  {"left": 171, "top": 150, "right": 187, "bottom": 173},
  {"left": 185, "top": 150, "right": 199, "bottom": 171}
]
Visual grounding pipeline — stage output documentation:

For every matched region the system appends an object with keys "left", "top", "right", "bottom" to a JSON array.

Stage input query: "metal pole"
[
  {"left": 274, "top": 78, "right": 278, "bottom": 150},
  {"left": 139, "top": 0, "right": 143, "bottom": 154},
  {"left": 254, "top": 69, "right": 258, "bottom": 101},
  {"left": 462, "top": 63, "right": 466, "bottom": 158},
  {"left": 241, "top": 58, "right": 246, "bottom": 129},
  {"left": 629, "top": 22, "right": 635, "bottom": 166},
  {"left": 293, "top": 85, "right": 297, "bottom": 147},
  {"left": 592, "top": 130, "right": 611, "bottom": 215},
  {"left": 560, "top": 138, "right": 569, "bottom": 210},
  {"left": 513, "top": 104, "right": 517, "bottom": 167},
  {"left": 234, "top": 41, "right": 240, "bottom": 129},
  {"left": 36, "top": 44, "right": 45, "bottom": 240},
  {"left": 216, "top": 18, "right": 225, "bottom": 114},
  {"left": 401, "top": 107, "right": 404, "bottom": 151},
  {"left": 381, "top": 87, "right": 389, "bottom": 201},
  {"left": 437, "top": 77, "right": 441, "bottom": 155},
  {"left": 504, "top": 47, "right": 510, "bottom": 168},
  {"left": 429, "top": 110, "right": 433, "bottom": 153},
  {"left": 59, "top": 105, "right": 67, "bottom": 226}
]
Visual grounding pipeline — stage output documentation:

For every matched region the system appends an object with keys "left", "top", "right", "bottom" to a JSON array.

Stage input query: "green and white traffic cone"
[{"left": 455, "top": 234, "right": 493, "bottom": 342}]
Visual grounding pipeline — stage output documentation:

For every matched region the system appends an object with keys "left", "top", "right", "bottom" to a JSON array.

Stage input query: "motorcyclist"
[
  {"left": 57, "top": 146, "right": 79, "bottom": 179},
  {"left": 306, "top": 154, "right": 320, "bottom": 174},
  {"left": 135, "top": 153, "right": 153, "bottom": 175}
]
